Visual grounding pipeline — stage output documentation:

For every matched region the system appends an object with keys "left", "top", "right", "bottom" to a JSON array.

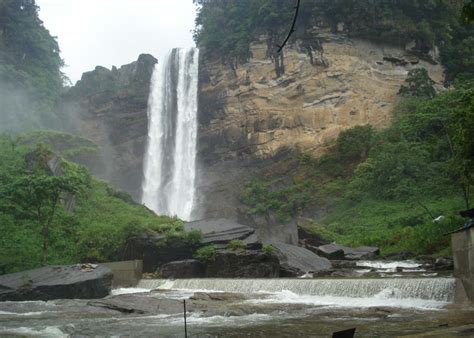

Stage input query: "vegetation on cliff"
[
  {"left": 243, "top": 77, "right": 474, "bottom": 256},
  {"left": 0, "top": 0, "right": 65, "bottom": 132},
  {"left": 0, "top": 132, "right": 196, "bottom": 274},
  {"left": 194, "top": 0, "right": 473, "bottom": 81}
]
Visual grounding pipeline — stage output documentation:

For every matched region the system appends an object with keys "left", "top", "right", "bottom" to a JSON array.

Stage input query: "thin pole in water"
[{"left": 183, "top": 299, "right": 188, "bottom": 338}]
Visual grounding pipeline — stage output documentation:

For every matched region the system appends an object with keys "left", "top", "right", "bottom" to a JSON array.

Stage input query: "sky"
[{"left": 37, "top": 0, "right": 197, "bottom": 84}]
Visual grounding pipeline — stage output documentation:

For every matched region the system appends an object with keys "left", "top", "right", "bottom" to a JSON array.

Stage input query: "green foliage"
[
  {"left": 399, "top": 68, "right": 436, "bottom": 99},
  {"left": 0, "top": 0, "right": 65, "bottom": 132},
  {"left": 0, "top": 132, "right": 197, "bottom": 273},
  {"left": 242, "top": 80, "right": 474, "bottom": 256},
  {"left": 194, "top": 0, "right": 468, "bottom": 81},
  {"left": 262, "top": 244, "right": 275, "bottom": 254},
  {"left": 337, "top": 125, "right": 374, "bottom": 163},
  {"left": 226, "top": 240, "right": 246, "bottom": 251},
  {"left": 194, "top": 245, "right": 217, "bottom": 263}
]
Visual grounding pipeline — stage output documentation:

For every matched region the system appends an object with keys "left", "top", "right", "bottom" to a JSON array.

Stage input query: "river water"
[{"left": 1, "top": 272, "right": 473, "bottom": 337}]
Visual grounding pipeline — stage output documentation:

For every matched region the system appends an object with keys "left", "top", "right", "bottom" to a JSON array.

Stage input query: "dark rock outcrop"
[
  {"left": 434, "top": 257, "right": 454, "bottom": 271},
  {"left": 316, "top": 244, "right": 345, "bottom": 260},
  {"left": 206, "top": 250, "right": 280, "bottom": 278},
  {"left": 185, "top": 219, "right": 261, "bottom": 249},
  {"left": 159, "top": 260, "right": 205, "bottom": 279},
  {"left": 123, "top": 233, "right": 197, "bottom": 273},
  {"left": 0, "top": 264, "right": 112, "bottom": 301},
  {"left": 317, "top": 243, "right": 380, "bottom": 260},
  {"left": 60, "top": 54, "right": 157, "bottom": 200},
  {"left": 272, "top": 243, "right": 332, "bottom": 276}
]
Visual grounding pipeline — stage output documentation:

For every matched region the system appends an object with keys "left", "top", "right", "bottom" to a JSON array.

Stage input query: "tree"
[
  {"left": 0, "top": 144, "right": 85, "bottom": 262},
  {"left": 399, "top": 68, "right": 436, "bottom": 99}
]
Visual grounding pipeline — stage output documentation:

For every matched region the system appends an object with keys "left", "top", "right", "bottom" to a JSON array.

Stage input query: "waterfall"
[
  {"left": 141, "top": 48, "right": 199, "bottom": 221},
  {"left": 137, "top": 278, "right": 456, "bottom": 303}
]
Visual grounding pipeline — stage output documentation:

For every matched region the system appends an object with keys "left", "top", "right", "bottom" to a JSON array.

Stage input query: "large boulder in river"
[
  {"left": 159, "top": 260, "right": 205, "bottom": 278},
  {"left": 317, "top": 243, "right": 380, "bottom": 260},
  {"left": 206, "top": 250, "right": 280, "bottom": 278},
  {"left": 0, "top": 264, "right": 113, "bottom": 301},
  {"left": 272, "top": 243, "right": 332, "bottom": 277}
]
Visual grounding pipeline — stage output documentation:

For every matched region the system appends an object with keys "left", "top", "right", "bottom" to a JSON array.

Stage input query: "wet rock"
[
  {"left": 206, "top": 250, "right": 280, "bottom": 278},
  {"left": 159, "top": 260, "right": 205, "bottom": 279},
  {"left": 88, "top": 294, "right": 184, "bottom": 314},
  {"left": 330, "top": 260, "right": 358, "bottom": 269},
  {"left": 434, "top": 257, "right": 454, "bottom": 271},
  {"left": 0, "top": 264, "right": 113, "bottom": 301},
  {"left": 185, "top": 219, "right": 260, "bottom": 248},
  {"left": 272, "top": 243, "right": 332, "bottom": 277},
  {"left": 190, "top": 292, "right": 269, "bottom": 302},
  {"left": 316, "top": 244, "right": 345, "bottom": 260},
  {"left": 384, "top": 252, "right": 414, "bottom": 261},
  {"left": 317, "top": 243, "right": 380, "bottom": 260}
]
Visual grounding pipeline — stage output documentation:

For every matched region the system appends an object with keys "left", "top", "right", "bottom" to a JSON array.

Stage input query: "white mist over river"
[{"left": 141, "top": 48, "right": 199, "bottom": 221}]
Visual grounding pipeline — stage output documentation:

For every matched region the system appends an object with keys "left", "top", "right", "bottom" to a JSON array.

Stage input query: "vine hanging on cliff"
[{"left": 276, "top": 0, "right": 300, "bottom": 53}]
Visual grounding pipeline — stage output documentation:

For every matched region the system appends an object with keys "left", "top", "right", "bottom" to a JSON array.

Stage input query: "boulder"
[
  {"left": 272, "top": 243, "right": 332, "bottom": 277},
  {"left": 159, "top": 260, "right": 205, "bottom": 279},
  {"left": 433, "top": 257, "right": 454, "bottom": 271},
  {"left": 0, "top": 264, "right": 113, "bottom": 301},
  {"left": 185, "top": 218, "right": 260, "bottom": 248},
  {"left": 206, "top": 250, "right": 280, "bottom": 278},
  {"left": 316, "top": 244, "right": 345, "bottom": 260},
  {"left": 317, "top": 243, "right": 380, "bottom": 260}
]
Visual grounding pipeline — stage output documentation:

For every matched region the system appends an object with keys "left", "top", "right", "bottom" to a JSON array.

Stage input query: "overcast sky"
[{"left": 37, "top": 0, "right": 197, "bottom": 84}]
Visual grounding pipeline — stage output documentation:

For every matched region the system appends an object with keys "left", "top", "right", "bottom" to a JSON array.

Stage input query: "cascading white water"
[
  {"left": 141, "top": 48, "right": 199, "bottom": 221},
  {"left": 136, "top": 278, "right": 456, "bottom": 307}
]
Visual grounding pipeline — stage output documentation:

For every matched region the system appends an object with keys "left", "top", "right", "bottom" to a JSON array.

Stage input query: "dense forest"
[{"left": 0, "top": 0, "right": 66, "bottom": 132}]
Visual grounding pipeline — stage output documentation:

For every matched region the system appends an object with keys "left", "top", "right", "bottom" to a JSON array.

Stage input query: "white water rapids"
[
  {"left": 135, "top": 277, "right": 456, "bottom": 310},
  {"left": 141, "top": 48, "right": 199, "bottom": 221}
]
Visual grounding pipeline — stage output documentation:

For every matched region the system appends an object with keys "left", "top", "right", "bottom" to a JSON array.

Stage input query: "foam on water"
[
  {"left": 0, "top": 326, "right": 66, "bottom": 337},
  {"left": 111, "top": 287, "right": 151, "bottom": 296},
  {"left": 356, "top": 260, "right": 423, "bottom": 272},
  {"left": 248, "top": 289, "right": 449, "bottom": 310}
]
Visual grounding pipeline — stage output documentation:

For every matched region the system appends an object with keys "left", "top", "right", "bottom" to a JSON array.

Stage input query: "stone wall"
[{"left": 452, "top": 227, "right": 474, "bottom": 305}]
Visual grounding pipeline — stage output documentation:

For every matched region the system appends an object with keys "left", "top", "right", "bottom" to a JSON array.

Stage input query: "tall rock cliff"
[
  {"left": 196, "top": 33, "right": 444, "bottom": 220},
  {"left": 60, "top": 54, "right": 157, "bottom": 199}
]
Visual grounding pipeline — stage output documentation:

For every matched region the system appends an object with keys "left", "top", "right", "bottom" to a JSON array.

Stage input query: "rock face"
[
  {"left": 60, "top": 54, "right": 157, "bottom": 200},
  {"left": 185, "top": 219, "right": 261, "bottom": 249},
  {"left": 159, "top": 260, "right": 205, "bottom": 279},
  {"left": 272, "top": 243, "right": 332, "bottom": 276},
  {"left": 196, "top": 34, "right": 444, "bottom": 221},
  {"left": 206, "top": 250, "right": 280, "bottom": 278},
  {"left": 0, "top": 264, "right": 113, "bottom": 301},
  {"left": 317, "top": 243, "right": 380, "bottom": 260}
]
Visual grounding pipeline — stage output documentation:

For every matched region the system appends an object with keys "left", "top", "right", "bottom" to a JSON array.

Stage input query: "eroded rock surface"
[
  {"left": 206, "top": 250, "right": 280, "bottom": 278},
  {"left": 196, "top": 35, "right": 444, "bottom": 220},
  {"left": 60, "top": 54, "right": 157, "bottom": 200},
  {"left": 0, "top": 264, "right": 112, "bottom": 301},
  {"left": 272, "top": 243, "right": 332, "bottom": 276}
]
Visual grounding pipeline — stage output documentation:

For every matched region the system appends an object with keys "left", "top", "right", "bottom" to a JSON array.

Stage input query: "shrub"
[
  {"left": 194, "top": 245, "right": 217, "bottom": 262},
  {"left": 262, "top": 244, "right": 275, "bottom": 254},
  {"left": 226, "top": 240, "right": 246, "bottom": 251}
]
